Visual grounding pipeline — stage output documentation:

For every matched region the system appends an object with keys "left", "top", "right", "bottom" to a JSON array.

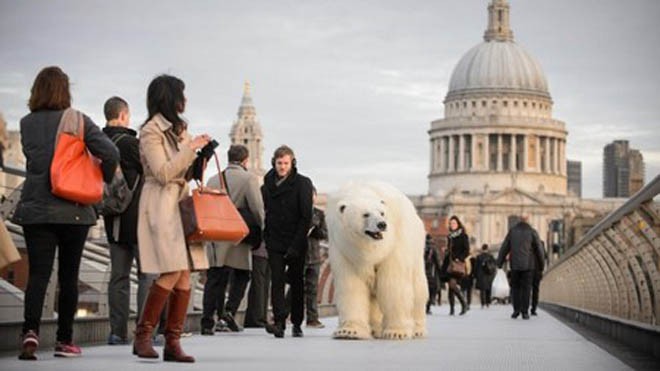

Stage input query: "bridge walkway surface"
[{"left": 1, "top": 305, "right": 635, "bottom": 371}]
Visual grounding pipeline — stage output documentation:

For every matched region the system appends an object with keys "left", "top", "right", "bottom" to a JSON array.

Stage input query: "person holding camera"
[
  {"left": 262, "top": 145, "right": 313, "bottom": 338},
  {"left": 134, "top": 74, "right": 210, "bottom": 363},
  {"left": 201, "top": 144, "right": 264, "bottom": 334}
]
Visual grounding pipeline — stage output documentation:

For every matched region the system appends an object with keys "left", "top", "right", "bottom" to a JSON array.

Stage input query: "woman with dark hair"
[
  {"left": 440, "top": 215, "right": 469, "bottom": 316},
  {"left": 12, "top": 66, "right": 119, "bottom": 360},
  {"left": 133, "top": 74, "right": 210, "bottom": 363}
]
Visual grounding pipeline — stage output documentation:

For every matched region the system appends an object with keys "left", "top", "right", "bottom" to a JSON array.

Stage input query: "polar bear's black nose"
[{"left": 377, "top": 222, "right": 387, "bottom": 231}]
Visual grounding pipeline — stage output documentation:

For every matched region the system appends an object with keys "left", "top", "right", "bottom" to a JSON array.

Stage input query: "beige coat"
[
  {"left": 137, "top": 114, "right": 209, "bottom": 274},
  {"left": 206, "top": 163, "right": 264, "bottom": 270},
  {"left": 1, "top": 218, "right": 21, "bottom": 270}
]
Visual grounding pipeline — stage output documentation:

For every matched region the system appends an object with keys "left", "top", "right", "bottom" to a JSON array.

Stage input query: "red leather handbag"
[
  {"left": 179, "top": 152, "right": 248, "bottom": 243},
  {"left": 50, "top": 109, "right": 103, "bottom": 205}
]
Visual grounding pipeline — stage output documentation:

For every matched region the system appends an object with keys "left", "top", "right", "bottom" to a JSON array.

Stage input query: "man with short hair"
[
  {"left": 102, "top": 96, "right": 155, "bottom": 344},
  {"left": 201, "top": 144, "right": 264, "bottom": 334},
  {"left": 262, "top": 145, "right": 313, "bottom": 338},
  {"left": 496, "top": 215, "right": 544, "bottom": 320}
]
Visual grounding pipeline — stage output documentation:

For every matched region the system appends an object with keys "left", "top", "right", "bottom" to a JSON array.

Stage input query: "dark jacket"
[
  {"left": 496, "top": 221, "right": 544, "bottom": 271},
  {"left": 474, "top": 252, "right": 497, "bottom": 291},
  {"left": 424, "top": 239, "right": 442, "bottom": 282},
  {"left": 440, "top": 230, "right": 470, "bottom": 276},
  {"left": 306, "top": 207, "right": 327, "bottom": 265},
  {"left": 12, "top": 110, "right": 119, "bottom": 226},
  {"left": 261, "top": 167, "right": 313, "bottom": 257},
  {"left": 101, "top": 126, "right": 143, "bottom": 245}
]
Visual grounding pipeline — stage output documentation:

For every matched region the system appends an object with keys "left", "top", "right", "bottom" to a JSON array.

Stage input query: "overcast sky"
[{"left": 1, "top": 0, "right": 658, "bottom": 198}]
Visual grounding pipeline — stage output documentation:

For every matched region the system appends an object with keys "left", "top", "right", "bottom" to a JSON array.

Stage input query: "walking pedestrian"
[
  {"left": 439, "top": 216, "right": 469, "bottom": 316},
  {"left": 474, "top": 244, "right": 497, "bottom": 308},
  {"left": 262, "top": 145, "right": 313, "bottom": 338},
  {"left": 496, "top": 215, "right": 544, "bottom": 320}
]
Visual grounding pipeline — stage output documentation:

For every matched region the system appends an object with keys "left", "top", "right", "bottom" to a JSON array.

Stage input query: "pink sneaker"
[
  {"left": 18, "top": 330, "right": 39, "bottom": 360},
  {"left": 54, "top": 341, "right": 82, "bottom": 357}
]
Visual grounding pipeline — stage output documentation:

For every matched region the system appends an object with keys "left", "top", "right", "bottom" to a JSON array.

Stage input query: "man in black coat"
[
  {"left": 497, "top": 216, "right": 544, "bottom": 320},
  {"left": 100, "top": 97, "right": 159, "bottom": 344},
  {"left": 262, "top": 145, "right": 313, "bottom": 338}
]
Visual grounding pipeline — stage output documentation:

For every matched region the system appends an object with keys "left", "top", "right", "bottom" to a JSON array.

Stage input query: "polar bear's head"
[{"left": 334, "top": 196, "right": 389, "bottom": 243}]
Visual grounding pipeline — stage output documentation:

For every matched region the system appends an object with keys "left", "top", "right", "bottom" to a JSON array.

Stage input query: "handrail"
[
  {"left": 546, "top": 174, "right": 660, "bottom": 274},
  {"left": 540, "top": 173, "right": 660, "bottom": 327}
]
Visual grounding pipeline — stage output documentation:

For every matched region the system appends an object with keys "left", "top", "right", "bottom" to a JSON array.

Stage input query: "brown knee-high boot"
[
  {"left": 163, "top": 288, "right": 194, "bottom": 363},
  {"left": 134, "top": 284, "right": 171, "bottom": 358}
]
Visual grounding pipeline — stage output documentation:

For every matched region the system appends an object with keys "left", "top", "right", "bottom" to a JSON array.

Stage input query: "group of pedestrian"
[
  {"left": 13, "top": 66, "right": 328, "bottom": 363},
  {"left": 424, "top": 214, "right": 544, "bottom": 320}
]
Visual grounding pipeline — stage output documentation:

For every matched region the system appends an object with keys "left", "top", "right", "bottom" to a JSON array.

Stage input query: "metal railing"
[{"left": 541, "top": 174, "right": 660, "bottom": 327}]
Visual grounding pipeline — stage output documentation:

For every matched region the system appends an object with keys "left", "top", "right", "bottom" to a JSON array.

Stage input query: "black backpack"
[
  {"left": 97, "top": 134, "right": 140, "bottom": 216},
  {"left": 483, "top": 256, "right": 497, "bottom": 275}
]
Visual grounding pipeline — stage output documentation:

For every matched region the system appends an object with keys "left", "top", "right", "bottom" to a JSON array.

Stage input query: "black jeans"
[
  {"left": 531, "top": 269, "right": 542, "bottom": 312},
  {"left": 201, "top": 266, "right": 250, "bottom": 329},
  {"left": 510, "top": 270, "right": 533, "bottom": 315},
  {"left": 269, "top": 251, "right": 305, "bottom": 327},
  {"left": 244, "top": 255, "right": 270, "bottom": 327},
  {"left": 22, "top": 224, "right": 90, "bottom": 342}
]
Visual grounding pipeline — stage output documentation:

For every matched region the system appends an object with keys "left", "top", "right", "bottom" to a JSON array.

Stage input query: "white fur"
[{"left": 327, "top": 181, "right": 428, "bottom": 340}]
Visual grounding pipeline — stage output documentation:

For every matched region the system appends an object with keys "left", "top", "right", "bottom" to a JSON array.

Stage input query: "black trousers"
[
  {"left": 201, "top": 266, "right": 250, "bottom": 329},
  {"left": 510, "top": 270, "right": 533, "bottom": 315},
  {"left": 269, "top": 251, "right": 305, "bottom": 327},
  {"left": 22, "top": 224, "right": 90, "bottom": 342},
  {"left": 479, "top": 288, "right": 492, "bottom": 306},
  {"left": 531, "top": 270, "right": 542, "bottom": 312},
  {"left": 285, "top": 262, "right": 322, "bottom": 322},
  {"left": 244, "top": 255, "right": 270, "bottom": 327}
]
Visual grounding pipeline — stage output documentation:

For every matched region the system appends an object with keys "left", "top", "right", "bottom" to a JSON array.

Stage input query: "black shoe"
[
  {"left": 511, "top": 311, "right": 520, "bottom": 319},
  {"left": 459, "top": 307, "right": 468, "bottom": 316},
  {"left": 292, "top": 325, "right": 303, "bottom": 337},
  {"left": 222, "top": 313, "right": 243, "bottom": 332},
  {"left": 449, "top": 307, "right": 455, "bottom": 316},
  {"left": 265, "top": 322, "right": 284, "bottom": 338},
  {"left": 201, "top": 327, "right": 214, "bottom": 336},
  {"left": 522, "top": 313, "right": 530, "bottom": 320},
  {"left": 531, "top": 310, "right": 537, "bottom": 316}
]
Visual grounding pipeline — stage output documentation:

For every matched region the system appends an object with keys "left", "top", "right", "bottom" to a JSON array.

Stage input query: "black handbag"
[{"left": 222, "top": 171, "right": 262, "bottom": 249}]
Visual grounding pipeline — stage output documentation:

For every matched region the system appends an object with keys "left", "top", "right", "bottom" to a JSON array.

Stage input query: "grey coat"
[{"left": 206, "top": 163, "right": 264, "bottom": 270}]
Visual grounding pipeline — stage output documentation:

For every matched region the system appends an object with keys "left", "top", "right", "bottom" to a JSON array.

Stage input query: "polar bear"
[{"left": 327, "top": 181, "right": 428, "bottom": 340}]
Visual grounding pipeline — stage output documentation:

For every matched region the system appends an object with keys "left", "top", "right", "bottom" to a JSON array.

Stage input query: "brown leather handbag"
[
  {"left": 50, "top": 109, "right": 103, "bottom": 205},
  {"left": 179, "top": 152, "right": 249, "bottom": 243},
  {"left": 447, "top": 239, "right": 467, "bottom": 278}
]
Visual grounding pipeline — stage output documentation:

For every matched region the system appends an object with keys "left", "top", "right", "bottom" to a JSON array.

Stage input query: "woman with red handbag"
[
  {"left": 133, "top": 75, "right": 210, "bottom": 363},
  {"left": 13, "top": 66, "right": 119, "bottom": 360},
  {"left": 439, "top": 215, "right": 470, "bottom": 316}
]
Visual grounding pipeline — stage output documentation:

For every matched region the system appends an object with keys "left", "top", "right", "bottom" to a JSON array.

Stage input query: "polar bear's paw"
[
  {"left": 333, "top": 323, "right": 371, "bottom": 340},
  {"left": 413, "top": 326, "right": 427, "bottom": 339},
  {"left": 381, "top": 328, "right": 412, "bottom": 340}
]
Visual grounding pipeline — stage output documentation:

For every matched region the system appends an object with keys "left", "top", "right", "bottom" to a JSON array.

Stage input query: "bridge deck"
[{"left": 1, "top": 305, "right": 631, "bottom": 370}]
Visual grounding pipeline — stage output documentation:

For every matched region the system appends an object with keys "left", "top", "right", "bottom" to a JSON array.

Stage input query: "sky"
[{"left": 1, "top": 0, "right": 659, "bottom": 198}]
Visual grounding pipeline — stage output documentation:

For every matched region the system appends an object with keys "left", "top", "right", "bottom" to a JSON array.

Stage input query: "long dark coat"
[
  {"left": 474, "top": 252, "right": 497, "bottom": 290},
  {"left": 261, "top": 167, "right": 313, "bottom": 257}
]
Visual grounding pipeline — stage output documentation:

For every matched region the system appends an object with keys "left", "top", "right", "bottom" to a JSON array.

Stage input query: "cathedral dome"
[{"left": 447, "top": 40, "right": 549, "bottom": 98}]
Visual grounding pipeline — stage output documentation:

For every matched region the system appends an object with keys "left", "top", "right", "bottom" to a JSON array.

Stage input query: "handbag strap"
[{"left": 199, "top": 152, "right": 226, "bottom": 193}]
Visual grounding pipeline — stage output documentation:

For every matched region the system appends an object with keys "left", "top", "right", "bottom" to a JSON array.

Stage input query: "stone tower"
[{"left": 229, "top": 81, "right": 265, "bottom": 176}]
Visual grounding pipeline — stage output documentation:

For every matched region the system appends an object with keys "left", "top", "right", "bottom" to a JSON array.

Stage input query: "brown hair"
[{"left": 28, "top": 66, "right": 71, "bottom": 112}]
